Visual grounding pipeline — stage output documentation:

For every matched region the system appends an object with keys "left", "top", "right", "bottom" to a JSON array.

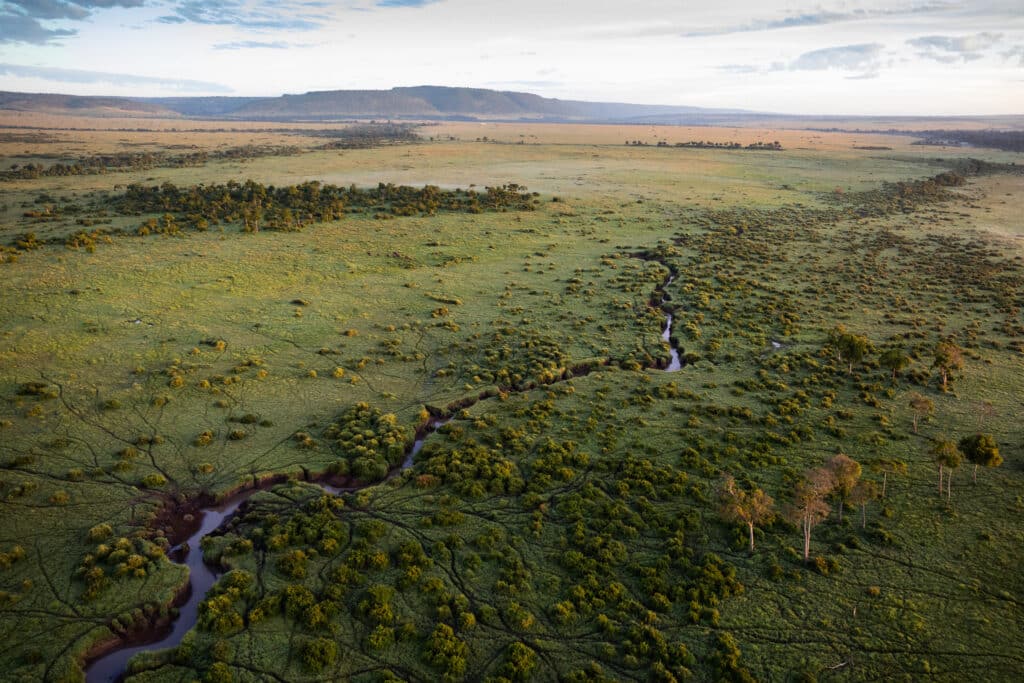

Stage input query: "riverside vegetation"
[{"left": 0, "top": 118, "right": 1022, "bottom": 682}]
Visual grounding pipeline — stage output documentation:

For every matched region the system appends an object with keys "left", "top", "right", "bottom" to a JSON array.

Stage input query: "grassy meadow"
[{"left": 0, "top": 116, "right": 1022, "bottom": 682}]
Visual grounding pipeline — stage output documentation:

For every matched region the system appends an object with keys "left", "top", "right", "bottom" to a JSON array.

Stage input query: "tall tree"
[
  {"left": 784, "top": 467, "right": 834, "bottom": 562},
  {"left": 869, "top": 458, "right": 907, "bottom": 497},
  {"left": 930, "top": 438, "right": 962, "bottom": 499},
  {"left": 718, "top": 475, "right": 775, "bottom": 553},
  {"left": 908, "top": 392, "right": 934, "bottom": 434},
  {"left": 826, "top": 453, "right": 862, "bottom": 523},
  {"left": 932, "top": 342, "right": 964, "bottom": 391},
  {"left": 879, "top": 348, "right": 910, "bottom": 380},
  {"left": 848, "top": 479, "right": 879, "bottom": 529},
  {"left": 838, "top": 333, "right": 870, "bottom": 374},
  {"left": 958, "top": 433, "right": 1002, "bottom": 483}
]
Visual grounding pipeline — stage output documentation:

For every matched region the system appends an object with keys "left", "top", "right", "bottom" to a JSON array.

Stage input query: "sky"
[{"left": 0, "top": 0, "right": 1021, "bottom": 115}]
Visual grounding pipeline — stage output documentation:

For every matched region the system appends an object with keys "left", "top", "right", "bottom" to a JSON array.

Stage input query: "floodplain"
[{"left": 1, "top": 115, "right": 1022, "bottom": 682}]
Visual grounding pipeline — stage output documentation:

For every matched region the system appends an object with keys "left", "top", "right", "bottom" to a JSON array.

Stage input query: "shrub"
[
  {"left": 302, "top": 637, "right": 337, "bottom": 672},
  {"left": 140, "top": 474, "right": 167, "bottom": 488}
]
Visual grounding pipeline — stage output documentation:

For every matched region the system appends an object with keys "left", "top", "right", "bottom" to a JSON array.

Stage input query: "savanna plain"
[{"left": 1, "top": 115, "right": 1022, "bottom": 682}]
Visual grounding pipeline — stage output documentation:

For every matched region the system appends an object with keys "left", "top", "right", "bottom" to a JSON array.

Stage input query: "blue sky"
[{"left": 0, "top": 0, "right": 1021, "bottom": 115}]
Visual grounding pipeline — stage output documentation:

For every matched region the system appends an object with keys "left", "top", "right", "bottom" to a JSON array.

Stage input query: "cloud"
[
  {"left": 375, "top": 0, "right": 442, "bottom": 6},
  {"left": 716, "top": 64, "right": 759, "bottom": 74},
  {"left": 158, "top": 1, "right": 327, "bottom": 31},
  {"left": 0, "top": 62, "right": 232, "bottom": 92},
  {"left": 790, "top": 43, "right": 884, "bottom": 71},
  {"left": 7, "top": 0, "right": 88, "bottom": 20},
  {"left": 908, "top": 32, "right": 1003, "bottom": 62},
  {"left": 681, "top": 2, "right": 954, "bottom": 38},
  {"left": 5, "top": 0, "right": 144, "bottom": 18},
  {"left": 0, "top": 11, "right": 77, "bottom": 43},
  {"left": 1003, "top": 46, "right": 1024, "bottom": 66},
  {"left": 213, "top": 39, "right": 303, "bottom": 49},
  {"left": 1, "top": 0, "right": 146, "bottom": 43}
]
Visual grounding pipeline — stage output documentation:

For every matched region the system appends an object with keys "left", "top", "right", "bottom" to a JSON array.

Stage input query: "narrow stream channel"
[
  {"left": 86, "top": 422, "right": 446, "bottom": 682},
  {"left": 660, "top": 275, "right": 682, "bottom": 372},
  {"left": 86, "top": 267, "right": 682, "bottom": 680}
]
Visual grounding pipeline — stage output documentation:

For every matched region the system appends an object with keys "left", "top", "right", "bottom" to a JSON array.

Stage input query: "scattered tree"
[
  {"left": 958, "top": 433, "right": 1002, "bottom": 483},
  {"left": 908, "top": 392, "right": 934, "bottom": 434},
  {"left": 930, "top": 438, "right": 962, "bottom": 499},
  {"left": 848, "top": 480, "right": 879, "bottom": 529},
  {"left": 829, "top": 327, "right": 870, "bottom": 374},
  {"left": 784, "top": 467, "right": 834, "bottom": 562},
  {"left": 932, "top": 342, "right": 964, "bottom": 391},
  {"left": 879, "top": 348, "right": 910, "bottom": 380},
  {"left": 718, "top": 475, "right": 775, "bottom": 552},
  {"left": 869, "top": 459, "right": 907, "bottom": 497},
  {"left": 826, "top": 454, "right": 861, "bottom": 523}
]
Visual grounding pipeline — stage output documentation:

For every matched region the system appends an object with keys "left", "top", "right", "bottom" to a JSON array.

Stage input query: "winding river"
[
  {"left": 85, "top": 425, "right": 444, "bottom": 683},
  {"left": 85, "top": 269, "right": 684, "bottom": 681}
]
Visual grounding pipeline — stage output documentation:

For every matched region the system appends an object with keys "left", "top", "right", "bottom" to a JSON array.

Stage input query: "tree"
[
  {"left": 848, "top": 480, "right": 879, "bottom": 529},
  {"left": 932, "top": 342, "right": 964, "bottom": 391},
  {"left": 930, "top": 439, "right": 962, "bottom": 499},
  {"left": 869, "top": 458, "right": 907, "bottom": 497},
  {"left": 828, "top": 328, "right": 870, "bottom": 374},
  {"left": 784, "top": 467, "right": 834, "bottom": 562},
  {"left": 879, "top": 348, "right": 910, "bottom": 380},
  {"left": 908, "top": 392, "right": 934, "bottom": 434},
  {"left": 826, "top": 454, "right": 861, "bottom": 523},
  {"left": 958, "top": 433, "right": 1002, "bottom": 483},
  {"left": 718, "top": 475, "right": 775, "bottom": 552}
]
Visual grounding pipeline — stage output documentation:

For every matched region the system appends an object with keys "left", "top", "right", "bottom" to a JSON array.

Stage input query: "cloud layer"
[
  {"left": 0, "top": 1, "right": 1020, "bottom": 114},
  {"left": 0, "top": 62, "right": 231, "bottom": 92}
]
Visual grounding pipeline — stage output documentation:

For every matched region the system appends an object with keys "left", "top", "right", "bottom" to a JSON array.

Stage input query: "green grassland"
[{"left": 0, "top": 124, "right": 1022, "bottom": 682}]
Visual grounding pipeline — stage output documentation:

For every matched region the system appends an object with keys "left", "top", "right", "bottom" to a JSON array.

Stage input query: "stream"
[
  {"left": 86, "top": 269, "right": 683, "bottom": 680},
  {"left": 660, "top": 275, "right": 682, "bottom": 372},
  {"left": 85, "top": 422, "right": 446, "bottom": 683}
]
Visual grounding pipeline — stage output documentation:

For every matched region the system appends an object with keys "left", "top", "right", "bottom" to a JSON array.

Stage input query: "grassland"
[{"left": 0, "top": 115, "right": 1022, "bottom": 682}]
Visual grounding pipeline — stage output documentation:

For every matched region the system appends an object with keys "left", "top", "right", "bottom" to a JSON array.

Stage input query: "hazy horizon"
[{"left": 0, "top": 1, "right": 1022, "bottom": 116}]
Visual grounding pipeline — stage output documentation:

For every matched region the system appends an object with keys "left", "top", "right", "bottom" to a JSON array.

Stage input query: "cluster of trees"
[
  {"left": 827, "top": 325, "right": 966, "bottom": 392},
  {"left": 930, "top": 433, "right": 1002, "bottom": 499},
  {"left": 0, "top": 145, "right": 302, "bottom": 181},
  {"left": 315, "top": 122, "right": 421, "bottom": 149},
  {"left": 911, "top": 130, "right": 1024, "bottom": 153},
  {"left": 323, "top": 403, "right": 410, "bottom": 482},
  {"left": 115, "top": 180, "right": 537, "bottom": 234},
  {"left": 625, "top": 140, "right": 783, "bottom": 150},
  {"left": 719, "top": 454, "right": 878, "bottom": 561}
]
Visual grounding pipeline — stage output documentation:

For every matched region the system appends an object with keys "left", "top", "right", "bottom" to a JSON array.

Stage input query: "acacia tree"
[
  {"left": 908, "top": 392, "right": 934, "bottom": 434},
  {"left": 848, "top": 479, "right": 879, "bottom": 529},
  {"left": 879, "top": 348, "right": 910, "bottom": 380},
  {"left": 958, "top": 433, "right": 1002, "bottom": 483},
  {"left": 829, "top": 329, "right": 870, "bottom": 374},
  {"left": 930, "top": 438, "right": 962, "bottom": 499},
  {"left": 784, "top": 467, "right": 834, "bottom": 562},
  {"left": 718, "top": 475, "right": 775, "bottom": 552},
  {"left": 933, "top": 342, "right": 964, "bottom": 391},
  {"left": 826, "top": 453, "right": 861, "bottom": 523}
]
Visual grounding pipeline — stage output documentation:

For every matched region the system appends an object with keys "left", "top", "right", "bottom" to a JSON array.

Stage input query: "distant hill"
[
  {"left": 0, "top": 91, "right": 175, "bottom": 117},
  {"left": 137, "top": 86, "right": 751, "bottom": 123},
  {"left": 2, "top": 86, "right": 1022, "bottom": 131}
]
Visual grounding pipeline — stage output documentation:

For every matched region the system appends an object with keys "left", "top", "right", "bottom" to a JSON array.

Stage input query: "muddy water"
[{"left": 85, "top": 423, "right": 445, "bottom": 682}]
